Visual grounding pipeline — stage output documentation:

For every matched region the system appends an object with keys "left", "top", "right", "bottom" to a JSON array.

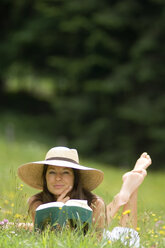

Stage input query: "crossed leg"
[
  {"left": 120, "top": 152, "right": 151, "bottom": 204},
  {"left": 106, "top": 152, "right": 152, "bottom": 227}
]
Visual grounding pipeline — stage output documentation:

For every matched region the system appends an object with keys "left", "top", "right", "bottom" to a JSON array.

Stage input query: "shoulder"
[
  {"left": 90, "top": 196, "right": 105, "bottom": 210},
  {"left": 28, "top": 193, "right": 43, "bottom": 206},
  {"left": 93, "top": 197, "right": 105, "bottom": 206}
]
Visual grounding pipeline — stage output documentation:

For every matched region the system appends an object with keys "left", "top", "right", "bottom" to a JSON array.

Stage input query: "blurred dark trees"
[{"left": 0, "top": 0, "right": 165, "bottom": 169}]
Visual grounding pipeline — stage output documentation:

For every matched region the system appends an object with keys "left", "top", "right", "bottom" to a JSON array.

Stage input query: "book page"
[
  {"left": 36, "top": 201, "right": 64, "bottom": 211},
  {"left": 65, "top": 199, "right": 92, "bottom": 211}
]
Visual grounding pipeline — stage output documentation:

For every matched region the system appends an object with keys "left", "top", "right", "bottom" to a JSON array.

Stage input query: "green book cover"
[{"left": 34, "top": 200, "right": 93, "bottom": 231}]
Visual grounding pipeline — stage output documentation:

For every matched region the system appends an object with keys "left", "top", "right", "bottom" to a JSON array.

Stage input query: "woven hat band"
[{"left": 46, "top": 157, "right": 79, "bottom": 164}]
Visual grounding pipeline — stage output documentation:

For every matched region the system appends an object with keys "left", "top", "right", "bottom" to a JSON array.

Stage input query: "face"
[{"left": 46, "top": 165, "right": 74, "bottom": 197}]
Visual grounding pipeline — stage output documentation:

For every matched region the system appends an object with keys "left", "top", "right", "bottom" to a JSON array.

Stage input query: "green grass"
[{"left": 0, "top": 137, "right": 165, "bottom": 247}]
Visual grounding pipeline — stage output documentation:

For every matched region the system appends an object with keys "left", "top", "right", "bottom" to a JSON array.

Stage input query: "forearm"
[{"left": 4, "top": 222, "right": 33, "bottom": 231}]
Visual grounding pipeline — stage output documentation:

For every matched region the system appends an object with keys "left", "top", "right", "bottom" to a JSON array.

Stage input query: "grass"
[{"left": 0, "top": 135, "right": 165, "bottom": 247}]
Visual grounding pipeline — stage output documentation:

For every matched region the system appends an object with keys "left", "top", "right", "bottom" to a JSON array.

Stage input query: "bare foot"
[
  {"left": 133, "top": 152, "right": 152, "bottom": 171},
  {"left": 108, "top": 153, "right": 152, "bottom": 208},
  {"left": 118, "top": 169, "right": 147, "bottom": 205}
]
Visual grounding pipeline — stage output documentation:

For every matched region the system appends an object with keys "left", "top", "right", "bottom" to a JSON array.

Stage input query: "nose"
[{"left": 55, "top": 173, "right": 62, "bottom": 181}]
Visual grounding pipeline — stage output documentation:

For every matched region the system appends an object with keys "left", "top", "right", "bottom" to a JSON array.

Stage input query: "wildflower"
[
  {"left": 159, "top": 230, "right": 165, "bottom": 235},
  {"left": 17, "top": 184, "right": 24, "bottom": 191},
  {"left": 59, "top": 207, "right": 62, "bottom": 210},
  {"left": 163, "top": 225, "right": 165, "bottom": 230},
  {"left": 155, "top": 220, "right": 164, "bottom": 227},
  {"left": 108, "top": 240, "right": 111, "bottom": 244},
  {"left": 11, "top": 203, "right": 14, "bottom": 207},
  {"left": 154, "top": 218, "right": 158, "bottom": 222},
  {"left": 14, "top": 213, "right": 22, "bottom": 219},
  {"left": 122, "top": 210, "right": 131, "bottom": 215},
  {"left": 3, "top": 219, "right": 8, "bottom": 224},
  {"left": 151, "top": 213, "right": 156, "bottom": 217},
  {"left": 0, "top": 219, "right": 9, "bottom": 226},
  {"left": 19, "top": 184, "right": 24, "bottom": 190},
  {"left": 136, "top": 227, "right": 140, "bottom": 231}
]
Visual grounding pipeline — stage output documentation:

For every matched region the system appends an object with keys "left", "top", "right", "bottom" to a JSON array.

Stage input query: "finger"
[
  {"left": 57, "top": 196, "right": 70, "bottom": 203},
  {"left": 57, "top": 195, "right": 70, "bottom": 203},
  {"left": 57, "top": 186, "right": 72, "bottom": 201},
  {"left": 62, "top": 196, "right": 70, "bottom": 203},
  {"left": 60, "top": 185, "right": 72, "bottom": 197}
]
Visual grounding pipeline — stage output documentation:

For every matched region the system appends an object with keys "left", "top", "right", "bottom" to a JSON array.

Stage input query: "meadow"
[{"left": 0, "top": 129, "right": 165, "bottom": 247}]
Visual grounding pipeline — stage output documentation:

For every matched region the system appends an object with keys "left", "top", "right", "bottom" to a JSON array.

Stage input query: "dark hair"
[{"left": 29, "top": 165, "right": 98, "bottom": 213}]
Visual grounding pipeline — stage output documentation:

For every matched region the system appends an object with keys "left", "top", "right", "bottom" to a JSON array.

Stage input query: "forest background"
[{"left": 0, "top": 0, "right": 165, "bottom": 170}]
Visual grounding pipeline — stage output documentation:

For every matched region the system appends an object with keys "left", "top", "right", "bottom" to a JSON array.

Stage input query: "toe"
[{"left": 141, "top": 152, "right": 147, "bottom": 158}]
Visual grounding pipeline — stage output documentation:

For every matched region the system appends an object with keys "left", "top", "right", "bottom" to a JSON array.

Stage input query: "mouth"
[{"left": 53, "top": 185, "right": 64, "bottom": 189}]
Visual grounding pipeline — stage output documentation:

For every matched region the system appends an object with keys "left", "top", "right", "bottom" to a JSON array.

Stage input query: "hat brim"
[{"left": 17, "top": 159, "right": 104, "bottom": 191}]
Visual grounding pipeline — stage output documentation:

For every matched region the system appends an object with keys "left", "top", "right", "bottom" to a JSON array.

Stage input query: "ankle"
[{"left": 115, "top": 192, "right": 130, "bottom": 207}]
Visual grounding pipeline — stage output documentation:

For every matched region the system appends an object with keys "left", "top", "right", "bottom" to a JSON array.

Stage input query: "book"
[{"left": 34, "top": 199, "right": 93, "bottom": 232}]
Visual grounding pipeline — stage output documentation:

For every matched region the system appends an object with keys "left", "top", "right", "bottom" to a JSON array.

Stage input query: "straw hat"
[{"left": 17, "top": 146, "right": 104, "bottom": 191}]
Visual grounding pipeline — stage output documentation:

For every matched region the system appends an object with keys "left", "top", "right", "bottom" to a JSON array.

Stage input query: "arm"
[
  {"left": 3, "top": 195, "right": 42, "bottom": 230},
  {"left": 28, "top": 196, "right": 43, "bottom": 224},
  {"left": 91, "top": 198, "right": 106, "bottom": 231}
]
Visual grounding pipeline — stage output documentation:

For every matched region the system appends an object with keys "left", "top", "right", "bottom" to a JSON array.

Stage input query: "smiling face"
[{"left": 45, "top": 165, "right": 74, "bottom": 197}]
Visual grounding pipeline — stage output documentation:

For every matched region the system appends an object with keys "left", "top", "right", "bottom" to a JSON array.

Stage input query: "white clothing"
[{"left": 103, "top": 227, "right": 140, "bottom": 247}]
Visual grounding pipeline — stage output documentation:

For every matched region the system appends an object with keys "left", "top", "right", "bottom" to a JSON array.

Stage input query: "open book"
[{"left": 34, "top": 199, "right": 93, "bottom": 231}]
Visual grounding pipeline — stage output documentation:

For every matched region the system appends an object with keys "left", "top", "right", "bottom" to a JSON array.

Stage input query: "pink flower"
[
  {"left": 0, "top": 219, "right": 9, "bottom": 226},
  {"left": 3, "top": 219, "right": 8, "bottom": 224}
]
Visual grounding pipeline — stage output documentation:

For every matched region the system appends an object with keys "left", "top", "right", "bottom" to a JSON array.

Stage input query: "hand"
[{"left": 56, "top": 185, "right": 72, "bottom": 203}]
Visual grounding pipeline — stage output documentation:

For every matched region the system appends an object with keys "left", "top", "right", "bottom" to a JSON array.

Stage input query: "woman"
[
  {"left": 18, "top": 147, "right": 106, "bottom": 231},
  {"left": 18, "top": 146, "right": 151, "bottom": 243}
]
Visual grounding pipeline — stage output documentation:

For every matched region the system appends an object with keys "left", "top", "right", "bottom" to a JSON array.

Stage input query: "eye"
[
  {"left": 63, "top": 171, "right": 70, "bottom": 174},
  {"left": 48, "top": 170, "right": 56, "bottom": 174}
]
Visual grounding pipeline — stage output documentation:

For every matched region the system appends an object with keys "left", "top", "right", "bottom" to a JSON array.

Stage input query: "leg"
[
  {"left": 106, "top": 152, "right": 152, "bottom": 227},
  {"left": 120, "top": 189, "right": 138, "bottom": 229},
  {"left": 106, "top": 172, "right": 143, "bottom": 227},
  {"left": 119, "top": 152, "right": 152, "bottom": 205}
]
